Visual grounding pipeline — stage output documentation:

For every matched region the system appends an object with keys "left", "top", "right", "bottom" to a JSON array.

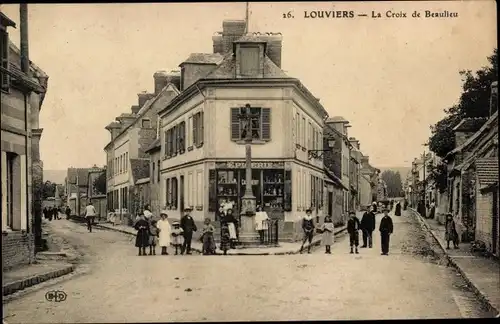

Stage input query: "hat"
[
  {"left": 160, "top": 210, "right": 168, "bottom": 216},
  {"left": 305, "top": 208, "right": 312, "bottom": 213},
  {"left": 184, "top": 206, "right": 193, "bottom": 212},
  {"left": 172, "top": 221, "right": 180, "bottom": 225}
]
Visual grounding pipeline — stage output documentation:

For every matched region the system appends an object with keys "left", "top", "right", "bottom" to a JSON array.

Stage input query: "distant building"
[
  {"left": 86, "top": 167, "right": 107, "bottom": 220},
  {"left": 145, "top": 138, "right": 162, "bottom": 217}
]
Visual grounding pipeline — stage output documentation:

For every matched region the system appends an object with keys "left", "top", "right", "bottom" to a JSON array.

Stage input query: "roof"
[
  {"left": 203, "top": 54, "right": 290, "bottom": 79},
  {"left": 145, "top": 138, "right": 161, "bottom": 153},
  {"left": 130, "top": 159, "right": 150, "bottom": 182},
  {"left": 476, "top": 158, "right": 498, "bottom": 187},
  {"left": 453, "top": 117, "right": 488, "bottom": 132},
  {"left": 324, "top": 168, "right": 349, "bottom": 191},
  {"left": 0, "top": 12, "right": 16, "bottom": 28},
  {"left": 180, "top": 53, "right": 224, "bottom": 65},
  {"left": 326, "top": 116, "right": 349, "bottom": 124},
  {"left": 446, "top": 111, "right": 498, "bottom": 158},
  {"left": 67, "top": 168, "right": 92, "bottom": 186}
]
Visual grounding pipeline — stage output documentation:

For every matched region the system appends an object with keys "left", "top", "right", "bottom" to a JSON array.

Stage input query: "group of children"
[{"left": 134, "top": 211, "right": 185, "bottom": 256}]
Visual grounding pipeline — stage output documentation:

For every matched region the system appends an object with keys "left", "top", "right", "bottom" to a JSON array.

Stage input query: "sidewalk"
[
  {"left": 94, "top": 221, "right": 347, "bottom": 255},
  {"left": 3, "top": 262, "right": 74, "bottom": 296},
  {"left": 410, "top": 208, "right": 500, "bottom": 317}
]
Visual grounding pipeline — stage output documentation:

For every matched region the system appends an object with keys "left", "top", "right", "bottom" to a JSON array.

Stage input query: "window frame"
[{"left": 141, "top": 118, "right": 151, "bottom": 128}]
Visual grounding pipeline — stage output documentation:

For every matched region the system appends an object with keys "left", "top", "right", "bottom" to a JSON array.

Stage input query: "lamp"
[{"left": 308, "top": 139, "right": 336, "bottom": 159}]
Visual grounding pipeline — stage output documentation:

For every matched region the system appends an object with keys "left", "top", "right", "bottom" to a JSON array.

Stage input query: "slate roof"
[
  {"left": 130, "top": 159, "right": 150, "bottom": 183},
  {"left": 453, "top": 117, "right": 488, "bottom": 132},
  {"left": 476, "top": 158, "right": 498, "bottom": 187},
  {"left": 67, "top": 168, "right": 91, "bottom": 186},
  {"left": 204, "top": 54, "right": 290, "bottom": 79},
  {"left": 180, "top": 53, "right": 224, "bottom": 65},
  {"left": 145, "top": 138, "right": 161, "bottom": 153}
]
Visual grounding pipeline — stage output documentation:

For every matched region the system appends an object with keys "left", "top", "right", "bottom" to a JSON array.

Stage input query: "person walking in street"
[
  {"left": 360, "top": 206, "right": 376, "bottom": 248},
  {"left": 43, "top": 207, "right": 48, "bottom": 220},
  {"left": 201, "top": 218, "right": 216, "bottom": 255},
  {"left": 321, "top": 215, "right": 334, "bottom": 254},
  {"left": 444, "top": 213, "right": 459, "bottom": 249},
  {"left": 403, "top": 199, "right": 408, "bottom": 211},
  {"left": 429, "top": 200, "right": 436, "bottom": 220},
  {"left": 134, "top": 213, "right": 150, "bottom": 256},
  {"left": 219, "top": 222, "right": 231, "bottom": 255},
  {"left": 300, "top": 208, "right": 315, "bottom": 254},
  {"left": 54, "top": 207, "right": 60, "bottom": 220},
  {"left": 394, "top": 201, "right": 402, "bottom": 217},
  {"left": 254, "top": 205, "right": 269, "bottom": 245},
  {"left": 221, "top": 208, "right": 239, "bottom": 248},
  {"left": 65, "top": 206, "right": 71, "bottom": 220},
  {"left": 84, "top": 202, "right": 97, "bottom": 233},
  {"left": 379, "top": 208, "right": 394, "bottom": 256},
  {"left": 148, "top": 220, "right": 160, "bottom": 255},
  {"left": 180, "top": 207, "right": 197, "bottom": 255},
  {"left": 347, "top": 211, "right": 361, "bottom": 254},
  {"left": 171, "top": 221, "right": 184, "bottom": 255},
  {"left": 157, "top": 211, "right": 171, "bottom": 255},
  {"left": 47, "top": 207, "right": 53, "bottom": 221}
]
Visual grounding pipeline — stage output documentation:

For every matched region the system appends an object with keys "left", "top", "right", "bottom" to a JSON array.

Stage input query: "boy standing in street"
[
  {"left": 360, "top": 205, "right": 376, "bottom": 248},
  {"left": 347, "top": 211, "right": 361, "bottom": 254},
  {"left": 379, "top": 208, "right": 394, "bottom": 256}
]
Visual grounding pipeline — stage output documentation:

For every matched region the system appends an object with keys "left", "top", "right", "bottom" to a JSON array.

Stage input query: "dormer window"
[
  {"left": 239, "top": 46, "right": 261, "bottom": 76},
  {"left": 142, "top": 118, "right": 151, "bottom": 128}
]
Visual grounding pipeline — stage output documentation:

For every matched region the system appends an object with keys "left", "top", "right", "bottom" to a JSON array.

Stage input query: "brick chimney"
[
  {"left": 264, "top": 33, "right": 283, "bottom": 68},
  {"left": 349, "top": 137, "right": 360, "bottom": 150},
  {"left": 105, "top": 122, "right": 122, "bottom": 141},
  {"left": 490, "top": 81, "right": 498, "bottom": 116},
  {"left": 220, "top": 20, "right": 246, "bottom": 54},
  {"left": 138, "top": 91, "right": 154, "bottom": 108},
  {"left": 212, "top": 32, "right": 224, "bottom": 54},
  {"left": 131, "top": 105, "right": 140, "bottom": 115}
]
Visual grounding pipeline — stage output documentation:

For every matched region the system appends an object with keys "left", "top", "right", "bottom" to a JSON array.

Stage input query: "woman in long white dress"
[
  {"left": 157, "top": 211, "right": 172, "bottom": 255},
  {"left": 255, "top": 206, "right": 269, "bottom": 244}
]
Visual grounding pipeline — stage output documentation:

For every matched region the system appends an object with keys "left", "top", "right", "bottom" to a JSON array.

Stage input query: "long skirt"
[{"left": 135, "top": 229, "right": 149, "bottom": 248}]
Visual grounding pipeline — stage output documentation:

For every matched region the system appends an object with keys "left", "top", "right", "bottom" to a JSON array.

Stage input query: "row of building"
[
  {"left": 96, "top": 19, "right": 388, "bottom": 241},
  {"left": 1, "top": 9, "right": 49, "bottom": 270},
  {"left": 405, "top": 81, "right": 498, "bottom": 257}
]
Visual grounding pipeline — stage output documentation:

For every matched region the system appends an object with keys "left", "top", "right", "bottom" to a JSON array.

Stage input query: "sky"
[{"left": 1, "top": 2, "right": 497, "bottom": 170}]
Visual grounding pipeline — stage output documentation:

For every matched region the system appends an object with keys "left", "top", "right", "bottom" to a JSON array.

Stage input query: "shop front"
[{"left": 208, "top": 161, "right": 292, "bottom": 222}]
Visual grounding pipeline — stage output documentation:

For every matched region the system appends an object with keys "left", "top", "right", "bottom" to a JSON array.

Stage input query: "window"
[
  {"left": 163, "top": 130, "right": 168, "bottom": 156},
  {"left": 157, "top": 159, "right": 160, "bottom": 183},
  {"left": 196, "top": 170, "right": 203, "bottom": 208},
  {"left": 172, "top": 177, "right": 178, "bottom": 209},
  {"left": 296, "top": 113, "right": 300, "bottom": 146},
  {"left": 187, "top": 116, "right": 193, "bottom": 148},
  {"left": 230, "top": 107, "right": 271, "bottom": 142},
  {"left": 308, "top": 122, "right": 312, "bottom": 150},
  {"left": 1, "top": 29, "right": 9, "bottom": 91},
  {"left": 193, "top": 112, "right": 204, "bottom": 147},
  {"left": 301, "top": 117, "right": 305, "bottom": 147},
  {"left": 152, "top": 162, "right": 155, "bottom": 184},
  {"left": 166, "top": 178, "right": 171, "bottom": 206},
  {"left": 178, "top": 121, "right": 186, "bottom": 153},
  {"left": 125, "top": 153, "right": 128, "bottom": 172},
  {"left": 141, "top": 119, "right": 151, "bottom": 128},
  {"left": 2, "top": 152, "right": 15, "bottom": 229},
  {"left": 167, "top": 128, "right": 173, "bottom": 156},
  {"left": 172, "top": 125, "right": 178, "bottom": 155},
  {"left": 239, "top": 46, "right": 261, "bottom": 76}
]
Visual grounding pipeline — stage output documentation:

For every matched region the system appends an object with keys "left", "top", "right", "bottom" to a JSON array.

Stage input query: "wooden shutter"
[
  {"left": 157, "top": 159, "right": 160, "bottom": 183},
  {"left": 1, "top": 31, "right": 9, "bottom": 90},
  {"left": 231, "top": 108, "right": 240, "bottom": 141},
  {"left": 180, "top": 122, "right": 185, "bottom": 152},
  {"left": 261, "top": 108, "right": 271, "bottom": 140},
  {"left": 200, "top": 112, "right": 204, "bottom": 144},
  {"left": 284, "top": 170, "right": 292, "bottom": 211},
  {"left": 173, "top": 126, "right": 178, "bottom": 154},
  {"left": 193, "top": 114, "right": 198, "bottom": 146},
  {"left": 166, "top": 178, "right": 171, "bottom": 205},
  {"left": 208, "top": 170, "right": 217, "bottom": 212}
]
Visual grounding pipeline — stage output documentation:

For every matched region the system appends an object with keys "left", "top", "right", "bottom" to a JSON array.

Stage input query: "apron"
[{"left": 228, "top": 223, "right": 237, "bottom": 239}]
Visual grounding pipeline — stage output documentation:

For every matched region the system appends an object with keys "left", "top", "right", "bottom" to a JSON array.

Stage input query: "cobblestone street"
[{"left": 3, "top": 211, "right": 495, "bottom": 322}]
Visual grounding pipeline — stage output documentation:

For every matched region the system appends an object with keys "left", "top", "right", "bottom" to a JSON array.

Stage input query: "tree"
[
  {"left": 426, "top": 162, "right": 448, "bottom": 194},
  {"left": 381, "top": 170, "right": 403, "bottom": 198},
  {"left": 428, "top": 49, "right": 498, "bottom": 158},
  {"left": 41, "top": 180, "right": 56, "bottom": 199},
  {"left": 93, "top": 172, "right": 106, "bottom": 195}
]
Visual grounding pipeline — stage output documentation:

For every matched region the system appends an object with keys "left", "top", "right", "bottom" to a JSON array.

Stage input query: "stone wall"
[
  {"left": 475, "top": 188, "right": 494, "bottom": 251},
  {"left": 2, "top": 231, "right": 35, "bottom": 271}
]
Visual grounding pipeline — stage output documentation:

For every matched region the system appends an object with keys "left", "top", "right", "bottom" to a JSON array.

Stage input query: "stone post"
[{"left": 32, "top": 128, "right": 43, "bottom": 251}]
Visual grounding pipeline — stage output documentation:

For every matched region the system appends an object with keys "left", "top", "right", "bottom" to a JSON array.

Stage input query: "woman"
[
  {"left": 157, "top": 211, "right": 171, "bottom": 255},
  {"left": 321, "top": 215, "right": 335, "bottom": 254},
  {"left": 394, "top": 201, "right": 402, "bottom": 216},
  {"left": 221, "top": 208, "right": 239, "bottom": 248},
  {"left": 134, "top": 214, "right": 150, "bottom": 256},
  {"left": 445, "top": 213, "right": 459, "bottom": 249},
  {"left": 201, "top": 218, "right": 216, "bottom": 255},
  {"left": 254, "top": 205, "right": 269, "bottom": 244}
]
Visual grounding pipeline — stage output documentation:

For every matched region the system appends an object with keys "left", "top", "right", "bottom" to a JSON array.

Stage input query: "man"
[
  {"left": 379, "top": 208, "right": 394, "bottom": 256},
  {"left": 299, "top": 208, "right": 315, "bottom": 254},
  {"left": 347, "top": 211, "right": 361, "bottom": 254},
  {"left": 360, "top": 206, "right": 376, "bottom": 248},
  {"left": 84, "top": 202, "right": 97, "bottom": 233},
  {"left": 180, "top": 207, "right": 197, "bottom": 255},
  {"left": 65, "top": 206, "right": 71, "bottom": 220},
  {"left": 372, "top": 202, "right": 378, "bottom": 214},
  {"left": 43, "top": 207, "right": 48, "bottom": 220}
]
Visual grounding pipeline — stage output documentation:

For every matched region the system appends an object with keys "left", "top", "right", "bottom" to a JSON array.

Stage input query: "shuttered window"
[
  {"left": 295, "top": 113, "right": 300, "bottom": 145},
  {"left": 172, "top": 125, "right": 178, "bottom": 155},
  {"left": 1, "top": 30, "right": 9, "bottom": 91},
  {"left": 157, "top": 160, "right": 160, "bottom": 183},
  {"left": 261, "top": 108, "right": 271, "bottom": 140},
  {"left": 230, "top": 107, "right": 271, "bottom": 142},
  {"left": 231, "top": 108, "right": 241, "bottom": 140},
  {"left": 284, "top": 170, "right": 292, "bottom": 211},
  {"left": 163, "top": 131, "right": 167, "bottom": 156},
  {"left": 193, "top": 113, "right": 199, "bottom": 146},
  {"left": 179, "top": 121, "right": 186, "bottom": 154},
  {"left": 152, "top": 162, "right": 155, "bottom": 184}
]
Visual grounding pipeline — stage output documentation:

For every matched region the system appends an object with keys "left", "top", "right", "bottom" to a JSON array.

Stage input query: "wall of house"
[
  {"left": 149, "top": 150, "right": 162, "bottom": 217},
  {"left": 475, "top": 188, "right": 493, "bottom": 250},
  {"left": 359, "top": 176, "right": 372, "bottom": 208}
]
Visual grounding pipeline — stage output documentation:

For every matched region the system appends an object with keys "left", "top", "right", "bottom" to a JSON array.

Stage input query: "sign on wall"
[{"left": 215, "top": 161, "right": 285, "bottom": 169}]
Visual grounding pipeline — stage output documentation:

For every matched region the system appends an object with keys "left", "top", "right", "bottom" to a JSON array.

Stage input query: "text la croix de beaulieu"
[{"left": 303, "top": 10, "right": 458, "bottom": 19}]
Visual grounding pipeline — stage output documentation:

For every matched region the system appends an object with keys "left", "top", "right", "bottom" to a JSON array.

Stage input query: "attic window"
[
  {"left": 239, "top": 46, "right": 260, "bottom": 76},
  {"left": 142, "top": 119, "right": 151, "bottom": 128}
]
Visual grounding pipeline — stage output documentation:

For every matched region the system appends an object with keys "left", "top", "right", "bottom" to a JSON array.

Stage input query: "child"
[
  {"left": 134, "top": 214, "right": 150, "bottom": 256},
  {"left": 444, "top": 213, "right": 459, "bottom": 249},
  {"left": 148, "top": 220, "right": 160, "bottom": 255},
  {"left": 220, "top": 222, "right": 231, "bottom": 255},
  {"left": 321, "top": 215, "right": 335, "bottom": 254},
  {"left": 347, "top": 211, "right": 361, "bottom": 254},
  {"left": 201, "top": 218, "right": 216, "bottom": 255},
  {"left": 171, "top": 221, "right": 184, "bottom": 255}
]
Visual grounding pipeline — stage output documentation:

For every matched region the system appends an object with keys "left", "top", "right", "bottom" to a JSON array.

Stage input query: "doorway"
[
  {"left": 180, "top": 175, "right": 185, "bottom": 213},
  {"left": 328, "top": 192, "right": 333, "bottom": 217}
]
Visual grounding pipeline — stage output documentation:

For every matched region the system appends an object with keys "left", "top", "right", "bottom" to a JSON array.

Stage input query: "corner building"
[{"left": 158, "top": 21, "right": 328, "bottom": 241}]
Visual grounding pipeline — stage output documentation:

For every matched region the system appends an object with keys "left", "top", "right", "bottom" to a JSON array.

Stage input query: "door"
[
  {"left": 328, "top": 192, "right": 333, "bottom": 217},
  {"left": 180, "top": 175, "right": 185, "bottom": 213},
  {"left": 492, "top": 189, "right": 498, "bottom": 255}
]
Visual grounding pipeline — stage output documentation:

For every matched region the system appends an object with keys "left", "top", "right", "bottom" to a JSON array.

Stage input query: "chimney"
[
  {"left": 222, "top": 20, "right": 246, "bottom": 54},
  {"left": 179, "top": 54, "right": 222, "bottom": 90},
  {"left": 105, "top": 122, "right": 122, "bottom": 141},
  {"left": 452, "top": 117, "right": 488, "bottom": 148},
  {"left": 115, "top": 113, "right": 136, "bottom": 130},
  {"left": 265, "top": 33, "right": 283, "bottom": 68},
  {"left": 490, "top": 81, "right": 498, "bottom": 116},
  {"left": 153, "top": 71, "right": 169, "bottom": 95},
  {"left": 212, "top": 32, "right": 224, "bottom": 54},
  {"left": 19, "top": 4, "right": 30, "bottom": 76},
  {"left": 325, "top": 116, "right": 349, "bottom": 135},
  {"left": 131, "top": 105, "right": 140, "bottom": 114},
  {"left": 349, "top": 137, "right": 360, "bottom": 150},
  {"left": 138, "top": 91, "right": 154, "bottom": 108}
]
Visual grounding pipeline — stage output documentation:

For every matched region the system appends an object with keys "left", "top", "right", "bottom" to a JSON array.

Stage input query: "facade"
[
  {"left": 65, "top": 167, "right": 91, "bottom": 216},
  {"left": 348, "top": 137, "right": 362, "bottom": 210},
  {"left": 359, "top": 154, "right": 379, "bottom": 207},
  {"left": 86, "top": 167, "right": 107, "bottom": 220},
  {"left": 104, "top": 71, "right": 180, "bottom": 224},
  {"left": 324, "top": 168, "right": 349, "bottom": 225},
  {"left": 1, "top": 11, "right": 48, "bottom": 270},
  {"left": 145, "top": 138, "right": 162, "bottom": 216},
  {"left": 157, "top": 20, "right": 328, "bottom": 241}
]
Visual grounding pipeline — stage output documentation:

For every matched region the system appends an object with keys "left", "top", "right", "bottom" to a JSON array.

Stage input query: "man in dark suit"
[
  {"left": 360, "top": 205, "right": 376, "bottom": 248},
  {"left": 379, "top": 208, "right": 394, "bottom": 256},
  {"left": 180, "top": 207, "right": 197, "bottom": 255}
]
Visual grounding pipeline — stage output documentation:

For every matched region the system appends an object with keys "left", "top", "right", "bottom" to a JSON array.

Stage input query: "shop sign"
[{"left": 216, "top": 161, "right": 285, "bottom": 169}]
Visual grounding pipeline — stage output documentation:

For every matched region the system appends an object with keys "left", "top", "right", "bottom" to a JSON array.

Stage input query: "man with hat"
[
  {"left": 300, "top": 208, "right": 315, "bottom": 254},
  {"left": 347, "top": 211, "right": 361, "bottom": 254},
  {"left": 180, "top": 206, "right": 197, "bottom": 255},
  {"left": 379, "top": 207, "right": 394, "bottom": 256}
]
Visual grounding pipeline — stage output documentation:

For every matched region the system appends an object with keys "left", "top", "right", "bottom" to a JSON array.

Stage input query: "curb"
[
  {"left": 95, "top": 223, "right": 347, "bottom": 256},
  {"left": 2, "top": 264, "right": 75, "bottom": 296},
  {"left": 409, "top": 208, "right": 499, "bottom": 317}
]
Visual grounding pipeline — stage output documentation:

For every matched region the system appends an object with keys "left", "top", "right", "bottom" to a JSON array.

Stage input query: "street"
[{"left": 3, "top": 210, "right": 494, "bottom": 322}]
